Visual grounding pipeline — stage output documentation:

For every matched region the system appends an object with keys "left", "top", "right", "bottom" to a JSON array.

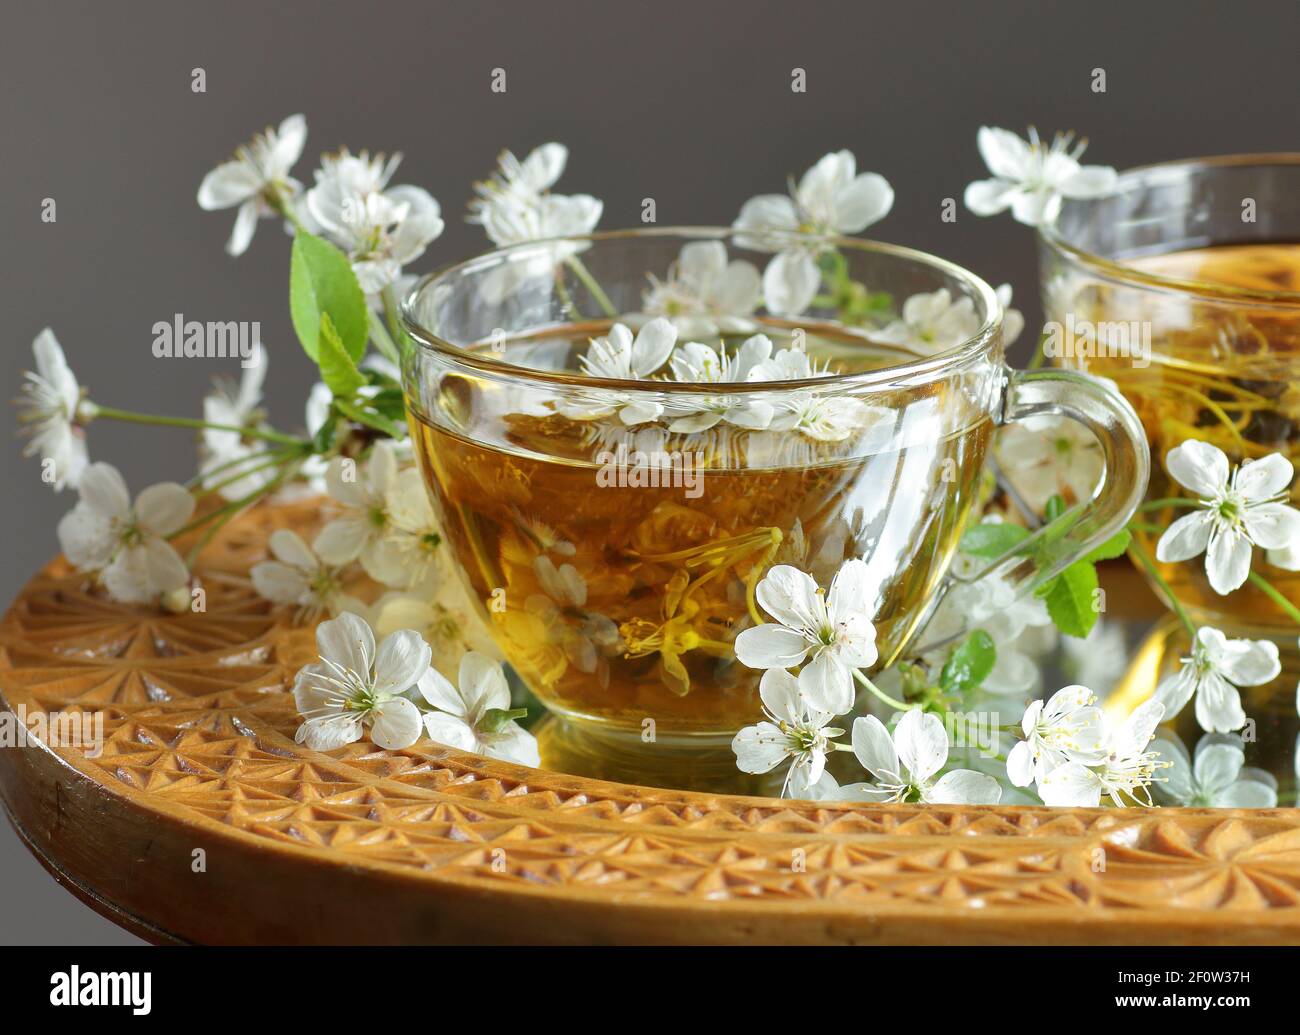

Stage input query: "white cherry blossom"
[
  {"left": 734, "top": 559, "right": 879, "bottom": 713},
  {"left": 875, "top": 282, "right": 1023, "bottom": 356},
  {"left": 731, "top": 668, "right": 844, "bottom": 798},
  {"left": 18, "top": 328, "right": 90, "bottom": 490},
  {"left": 468, "top": 142, "right": 602, "bottom": 248},
  {"left": 964, "top": 126, "right": 1117, "bottom": 227},
  {"left": 996, "top": 415, "right": 1104, "bottom": 513},
  {"left": 56, "top": 462, "right": 194, "bottom": 604},
  {"left": 364, "top": 467, "right": 445, "bottom": 590},
  {"left": 292, "top": 612, "right": 429, "bottom": 752},
  {"left": 313, "top": 443, "right": 401, "bottom": 579},
  {"left": 197, "top": 114, "right": 306, "bottom": 256},
  {"left": 373, "top": 578, "right": 502, "bottom": 678},
  {"left": 198, "top": 345, "right": 278, "bottom": 501},
  {"left": 733, "top": 150, "right": 893, "bottom": 315},
  {"left": 635, "top": 240, "right": 761, "bottom": 338},
  {"left": 418, "top": 651, "right": 539, "bottom": 766},
  {"left": 1006, "top": 684, "right": 1106, "bottom": 789},
  {"left": 304, "top": 149, "right": 444, "bottom": 295},
  {"left": 1155, "top": 441, "right": 1300, "bottom": 595},
  {"left": 558, "top": 319, "right": 677, "bottom": 425},
  {"left": 660, "top": 334, "right": 775, "bottom": 433},
  {"left": 752, "top": 346, "right": 883, "bottom": 443},
  {"left": 1038, "top": 699, "right": 1166, "bottom": 807},
  {"left": 1154, "top": 625, "right": 1280, "bottom": 733},
  {"left": 842, "top": 709, "right": 1002, "bottom": 804},
  {"left": 1151, "top": 733, "right": 1278, "bottom": 808},
  {"left": 251, "top": 529, "right": 360, "bottom": 621}
]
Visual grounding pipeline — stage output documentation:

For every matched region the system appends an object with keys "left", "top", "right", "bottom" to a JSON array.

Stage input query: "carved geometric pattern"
[{"left": 3, "top": 502, "right": 1300, "bottom": 940}]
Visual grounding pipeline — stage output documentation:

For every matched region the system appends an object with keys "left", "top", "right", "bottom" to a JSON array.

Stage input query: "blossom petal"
[
  {"left": 895, "top": 708, "right": 948, "bottom": 784},
  {"left": 850, "top": 715, "right": 899, "bottom": 782},
  {"left": 1242, "top": 502, "right": 1300, "bottom": 550},
  {"left": 1233, "top": 453, "right": 1294, "bottom": 501},
  {"left": 486, "top": 723, "right": 541, "bottom": 767},
  {"left": 297, "top": 713, "right": 363, "bottom": 752},
  {"left": 1155, "top": 510, "right": 1213, "bottom": 562},
  {"left": 762, "top": 250, "right": 820, "bottom": 317},
  {"left": 1209, "top": 633, "right": 1280, "bottom": 687},
  {"left": 1153, "top": 669, "right": 1198, "bottom": 719},
  {"left": 734, "top": 624, "right": 811, "bottom": 670},
  {"left": 976, "top": 126, "right": 1033, "bottom": 181},
  {"left": 197, "top": 160, "right": 260, "bottom": 210},
  {"left": 423, "top": 712, "right": 478, "bottom": 752},
  {"left": 1205, "top": 528, "right": 1252, "bottom": 594},
  {"left": 963, "top": 178, "right": 1019, "bottom": 217},
  {"left": 415, "top": 666, "right": 466, "bottom": 717},
  {"left": 313, "top": 517, "right": 369, "bottom": 565},
  {"left": 732, "top": 721, "right": 792, "bottom": 774},
  {"left": 630, "top": 317, "right": 677, "bottom": 377},
  {"left": 134, "top": 482, "right": 195, "bottom": 536},
  {"left": 315, "top": 612, "right": 376, "bottom": 678},
  {"left": 1006, "top": 740, "right": 1035, "bottom": 787},
  {"left": 827, "top": 557, "right": 876, "bottom": 624},
  {"left": 77, "top": 462, "right": 131, "bottom": 520},
  {"left": 1194, "top": 672, "right": 1246, "bottom": 733},
  {"left": 755, "top": 564, "right": 821, "bottom": 630},
  {"left": 1166, "top": 440, "right": 1229, "bottom": 498},
  {"left": 926, "top": 769, "right": 1002, "bottom": 805},
  {"left": 371, "top": 629, "right": 432, "bottom": 696},
  {"left": 227, "top": 199, "right": 260, "bottom": 257},
  {"left": 1216, "top": 778, "right": 1277, "bottom": 808},
  {"left": 369, "top": 696, "right": 423, "bottom": 750},
  {"left": 268, "top": 528, "right": 317, "bottom": 570},
  {"left": 733, "top": 194, "right": 799, "bottom": 237},
  {"left": 758, "top": 667, "right": 804, "bottom": 725},
  {"left": 271, "top": 113, "right": 308, "bottom": 171},
  {"left": 250, "top": 560, "right": 310, "bottom": 604},
  {"left": 1039, "top": 762, "right": 1102, "bottom": 806},
  {"left": 1150, "top": 736, "right": 1193, "bottom": 802},
  {"left": 457, "top": 651, "right": 511, "bottom": 716},
  {"left": 797, "top": 651, "right": 854, "bottom": 714},
  {"left": 1058, "top": 164, "right": 1119, "bottom": 199},
  {"left": 1192, "top": 737, "right": 1245, "bottom": 793},
  {"left": 831, "top": 174, "right": 894, "bottom": 234}
]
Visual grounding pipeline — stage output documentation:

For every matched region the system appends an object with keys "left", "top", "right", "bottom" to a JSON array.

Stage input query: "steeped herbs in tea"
[
  {"left": 1069, "top": 243, "right": 1300, "bottom": 628},
  {"left": 410, "top": 323, "right": 992, "bottom": 740}
]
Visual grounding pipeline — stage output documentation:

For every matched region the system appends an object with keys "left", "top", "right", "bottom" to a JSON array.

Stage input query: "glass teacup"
[
  {"left": 1039, "top": 154, "right": 1300, "bottom": 634},
  {"left": 403, "top": 228, "right": 1148, "bottom": 743}
]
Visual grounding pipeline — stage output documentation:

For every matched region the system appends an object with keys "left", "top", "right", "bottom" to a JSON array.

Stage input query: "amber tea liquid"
[
  {"left": 1075, "top": 243, "right": 1300, "bottom": 629},
  {"left": 410, "top": 325, "right": 992, "bottom": 741}
]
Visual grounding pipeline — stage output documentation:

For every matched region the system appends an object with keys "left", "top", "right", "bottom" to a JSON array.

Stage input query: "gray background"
[{"left": 1, "top": 0, "right": 1295, "bottom": 944}]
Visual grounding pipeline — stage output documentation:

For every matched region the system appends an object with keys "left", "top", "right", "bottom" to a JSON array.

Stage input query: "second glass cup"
[{"left": 403, "top": 228, "right": 1148, "bottom": 743}]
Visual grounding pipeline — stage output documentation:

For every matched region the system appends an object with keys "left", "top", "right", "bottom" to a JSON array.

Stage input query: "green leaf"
[
  {"left": 289, "top": 231, "right": 367, "bottom": 362},
  {"left": 368, "top": 387, "right": 408, "bottom": 422},
  {"left": 333, "top": 397, "right": 408, "bottom": 439},
  {"left": 939, "top": 630, "right": 997, "bottom": 693},
  {"left": 317, "top": 313, "right": 367, "bottom": 397},
  {"left": 959, "top": 522, "right": 1030, "bottom": 558},
  {"left": 1083, "top": 528, "right": 1131, "bottom": 564},
  {"left": 1037, "top": 560, "right": 1100, "bottom": 637},
  {"left": 311, "top": 413, "right": 337, "bottom": 455},
  {"left": 1044, "top": 495, "right": 1067, "bottom": 523}
]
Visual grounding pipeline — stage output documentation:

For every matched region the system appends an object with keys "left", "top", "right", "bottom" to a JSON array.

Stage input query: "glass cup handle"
[{"left": 922, "top": 365, "right": 1151, "bottom": 648}]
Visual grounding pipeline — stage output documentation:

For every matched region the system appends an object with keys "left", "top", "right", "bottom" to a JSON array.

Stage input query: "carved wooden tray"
[{"left": 2, "top": 502, "right": 1299, "bottom": 945}]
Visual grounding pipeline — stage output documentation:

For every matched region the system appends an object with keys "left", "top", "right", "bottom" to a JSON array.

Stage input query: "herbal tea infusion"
[
  {"left": 410, "top": 323, "right": 991, "bottom": 739},
  {"left": 404, "top": 229, "right": 1147, "bottom": 742}
]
